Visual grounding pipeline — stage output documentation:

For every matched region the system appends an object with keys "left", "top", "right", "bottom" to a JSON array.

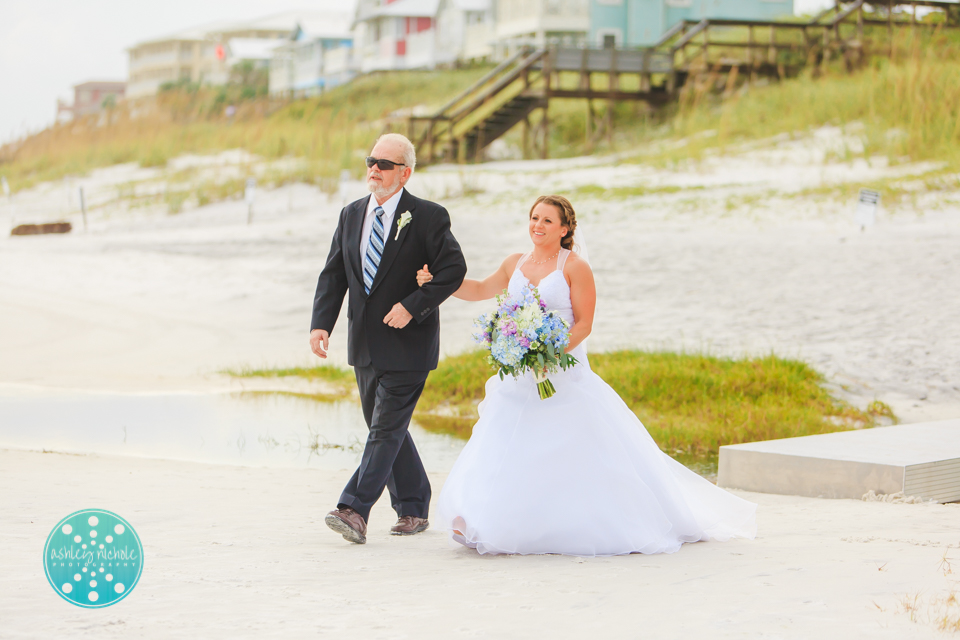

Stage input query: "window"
[{"left": 596, "top": 28, "right": 622, "bottom": 48}]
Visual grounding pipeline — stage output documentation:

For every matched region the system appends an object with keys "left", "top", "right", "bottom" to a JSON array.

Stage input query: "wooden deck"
[{"left": 404, "top": 0, "right": 959, "bottom": 164}]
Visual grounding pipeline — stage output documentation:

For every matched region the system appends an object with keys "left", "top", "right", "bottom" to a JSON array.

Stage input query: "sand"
[
  {"left": 3, "top": 447, "right": 959, "bottom": 638},
  {"left": 2, "top": 129, "right": 960, "bottom": 636}
]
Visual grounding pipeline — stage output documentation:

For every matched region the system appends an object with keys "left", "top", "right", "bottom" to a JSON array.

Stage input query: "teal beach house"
[{"left": 590, "top": 0, "right": 795, "bottom": 47}]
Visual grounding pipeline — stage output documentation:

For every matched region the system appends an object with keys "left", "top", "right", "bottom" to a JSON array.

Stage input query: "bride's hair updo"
[{"left": 530, "top": 195, "right": 577, "bottom": 251}]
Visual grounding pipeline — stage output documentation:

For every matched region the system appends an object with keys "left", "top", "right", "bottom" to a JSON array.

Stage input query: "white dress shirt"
[{"left": 360, "top": 188, "right": 404, "bottom": 259}]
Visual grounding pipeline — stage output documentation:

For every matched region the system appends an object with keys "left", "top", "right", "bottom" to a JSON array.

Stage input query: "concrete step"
[{"left": 717, "top": 419, "right": 960, "bottom": 503}]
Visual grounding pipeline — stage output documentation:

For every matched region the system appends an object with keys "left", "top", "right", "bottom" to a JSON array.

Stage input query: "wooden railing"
[{"left": 402, "top": 0, "right": 958, "bottom": 164}]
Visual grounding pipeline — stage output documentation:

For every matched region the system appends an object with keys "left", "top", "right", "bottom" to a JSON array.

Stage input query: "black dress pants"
[{"left": 337, "top": 364, "right": 431, "bottom": 521}]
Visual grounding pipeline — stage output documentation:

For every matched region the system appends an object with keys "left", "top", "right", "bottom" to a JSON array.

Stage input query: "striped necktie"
[{"left": 363, "top": 206, "right": 385, "bottom": 294}]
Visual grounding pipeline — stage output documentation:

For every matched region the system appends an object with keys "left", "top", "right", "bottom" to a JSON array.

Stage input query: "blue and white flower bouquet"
[{"left": 473, "top": 284, "right": 578, "bottom": 400}]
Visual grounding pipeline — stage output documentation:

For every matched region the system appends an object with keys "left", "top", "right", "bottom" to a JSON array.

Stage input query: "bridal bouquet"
[{"left": 473, "top": 284, "right": 578, "bottom": 400}]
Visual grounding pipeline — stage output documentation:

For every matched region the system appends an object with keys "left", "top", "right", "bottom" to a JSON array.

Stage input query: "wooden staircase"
[
  {"left": 458, "top": 94, "right": 547, "bottom": 162},
  {"left": 408, "top": 49, "right": 549, "bottom": 164},
  {"left": 404, "top": 0, "right": 959, "bottom": 164}
]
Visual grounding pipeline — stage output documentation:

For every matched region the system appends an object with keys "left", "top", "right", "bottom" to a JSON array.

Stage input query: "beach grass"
[
  {"left": 225, "top": 363, "right": 355, "bottom": 385},
  {"left": 413, "top": 349, "right": 895, "bottom": 459},
  {"left": 228, "top": 350, "right": 896, "bottom": 465},
  {"left": 0, "top": 67, "right": 493, "bottom": 194}
]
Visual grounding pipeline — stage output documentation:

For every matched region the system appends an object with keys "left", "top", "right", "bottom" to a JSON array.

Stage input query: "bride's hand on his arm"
[
  {"left": 416, "top": 264, "right": 433, "bottom": 287},
  {"left": 415, "top": 254, "right": 518, "bottom": 301}
]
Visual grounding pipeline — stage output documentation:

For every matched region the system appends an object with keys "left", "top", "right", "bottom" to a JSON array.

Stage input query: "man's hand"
[
  {"left": 383, "top": 303, "right": 413, "bottom": 329},
  {"left": 310, "top": 329, "right": 330, "bottom": 358}
]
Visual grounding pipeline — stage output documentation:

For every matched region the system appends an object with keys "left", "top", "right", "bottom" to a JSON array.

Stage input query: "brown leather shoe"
[
  {"left": 390, "top": 515, "right": 429, "bottom": 536},
  {"left": 325, "top": 507, "right": 367, "bottom": 544}
]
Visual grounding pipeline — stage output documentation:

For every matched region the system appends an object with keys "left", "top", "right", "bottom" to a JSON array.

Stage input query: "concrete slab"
[{"left": 717, "top": 419, "right": 960, "bottom": 502}]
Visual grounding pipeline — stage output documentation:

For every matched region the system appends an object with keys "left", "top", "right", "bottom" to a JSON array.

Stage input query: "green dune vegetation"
[
  {"left": 229, "top": 350, "right": 895, "bottom": 470},
  {"left": 417, "top": 350, "right": 896, "bottom": 459}
]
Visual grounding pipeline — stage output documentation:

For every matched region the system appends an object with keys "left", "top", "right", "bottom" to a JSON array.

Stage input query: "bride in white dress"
[{"left": 417, "top": 195, "right": 756, "bottom": 556}]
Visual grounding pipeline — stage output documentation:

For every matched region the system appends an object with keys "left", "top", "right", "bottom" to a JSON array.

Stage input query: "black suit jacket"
[{"left": 311, "top": 189, "right": 467, "bottom": 371}]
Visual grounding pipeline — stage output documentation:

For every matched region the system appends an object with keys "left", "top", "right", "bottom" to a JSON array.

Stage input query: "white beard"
[{"left": 367, "top": 172, "right": 401, "bottom": 200}]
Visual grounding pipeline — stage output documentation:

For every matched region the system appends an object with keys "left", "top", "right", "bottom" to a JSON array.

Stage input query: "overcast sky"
[{"left": 0, "top": 0, "right": 830, "bottom": 144}]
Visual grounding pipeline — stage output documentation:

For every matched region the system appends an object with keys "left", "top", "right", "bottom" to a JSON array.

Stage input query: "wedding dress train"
[{"left": 435, "top": 249, "right": 757, "bottom": 556}]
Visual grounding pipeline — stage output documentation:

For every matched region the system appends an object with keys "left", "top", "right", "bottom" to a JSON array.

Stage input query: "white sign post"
[
  {"left": 245, "top": 178, "right": 256, "bottom": 225},
  {"left": 78, "top": 186, "right": 88, "bottom": 232},
  {"left": 1, "top": 177, "right": 9, "bottom": 234},
  {"left": 338, "top": 169, "right": 352, "bottom": 206},
  {"left": 855, "top": 188, "right": 880, "bottom": 231}
]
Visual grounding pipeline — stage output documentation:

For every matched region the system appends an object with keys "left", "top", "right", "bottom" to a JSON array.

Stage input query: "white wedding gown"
[{"left": 435, "top": 249, "right": 757, "bottom": 556}]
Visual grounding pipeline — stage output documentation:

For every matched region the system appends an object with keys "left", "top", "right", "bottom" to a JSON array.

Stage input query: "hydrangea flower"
[{"left": 472, "top": 284, "right": 578, "bottom": 399}]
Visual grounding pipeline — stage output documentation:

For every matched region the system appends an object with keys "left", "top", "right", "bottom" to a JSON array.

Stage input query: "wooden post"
[
  {"left": 606, "top": 99, "right": 613, "bottom": 148},
  {"left": 822, "top": 24, "right": 830, "bottom": 70},
  {"left": 888, "top": 0, "right": 894, "bottom": 57},
  {"left": 769, "top": 25, "right": 776, "bottom": 66},
  {"left": 667, "top": 49, "right": 677, "bottom": 94},
  {"left": 522, "top": 116, "right": 530, "bottom": 160},
  {"left": 834, "top": 12, "right": 841, "bottom": 50},
  {"left": 723, "top": 65, "right": 739, "bottom": 98},
  {"left": 608, "top": 46, "right": 617, "bottom": 148},
  {"left": 541, "top": 49, "right": 552, "bottom": 160},
  {"left": 78, "top": 186, "right": 87, "bottom": 232},
  {"left": 540, "top": 107, "right": 550, "bottom": 160},
  {"left": 426, "top": 121, "right": 435, "bottom": 163},
  {"left": 585, "top": 99, "right": 593, "bottom": 152},
  {"left": 748, "top": 26, "right": 756, "bottom": 83},
  {"left": 475, "top": 127, "right": 484, "bottom": 164},
  {"left": 640, "top": 49, "right": 651, "bottom": 93},
  {"left": 857, "top": 2, "right": 864, "bottom": 66},
  {"left": 609, "top": 46, "right": 619, "bottom": 93},
  {"left": 702, "top": 25, "right": 709, "bottom": 69},
  {"left": 580, "top": 47, "right": 589, "bottom": 91}
]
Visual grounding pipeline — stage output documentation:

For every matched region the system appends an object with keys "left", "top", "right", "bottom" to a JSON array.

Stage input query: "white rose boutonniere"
[{"left": 395, "top": 211, "right": 413, "bottom": 240}]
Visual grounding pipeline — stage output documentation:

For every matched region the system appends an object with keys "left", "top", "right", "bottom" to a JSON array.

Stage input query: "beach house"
[
  {"left": 589, "top": 0, "right": 794, "bottom": 47},
  {"left": 126, "top": 11, "right": 331, "bottom": 99},
  {"left": 56, "top": 81, "right": 126, "bottom": 122},
  {"left": 492, "top": 0, "right": 591, "bottom": 57},
  {"left": 268, "top": 15, "right": 356, "bottom": 97},
  {"left": 352, "top": 0, "right": 494, "bottom": 71}
]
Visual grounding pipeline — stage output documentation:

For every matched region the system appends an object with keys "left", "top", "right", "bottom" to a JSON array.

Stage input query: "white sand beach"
[
  {"left": 3, "top": 448, "right": 960, "bottom": 639},
  {"left": 2, "top": 131, "right": 960, "bottom": 636}
]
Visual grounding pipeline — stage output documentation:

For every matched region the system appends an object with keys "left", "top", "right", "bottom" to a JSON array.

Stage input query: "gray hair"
[{"left": 376, "top": 133, "right": 416, "bottom": 173}]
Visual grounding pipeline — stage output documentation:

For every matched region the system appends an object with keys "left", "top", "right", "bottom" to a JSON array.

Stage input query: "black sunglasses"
[{"left": 365, "top": 156, "right": 406, "bottom": 171}]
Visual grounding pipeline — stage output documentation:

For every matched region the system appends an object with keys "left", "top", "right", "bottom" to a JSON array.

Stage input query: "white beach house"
[
  {"left": 126, "top": 11, "right": 335, "bottom": 99},
  {"left": 493, "top": 0, "right": 591, "bottom": 57},
  {"left": 353, "top": 0, "right": 494, "bottom": 72},
  {"left": 268, "top": 14, "right": 357, "bottom": 97}
]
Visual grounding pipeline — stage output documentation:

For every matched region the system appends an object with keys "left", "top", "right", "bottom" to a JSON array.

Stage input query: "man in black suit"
[{"left": 310, "top": 133, "right": 467, "bottom": 544}]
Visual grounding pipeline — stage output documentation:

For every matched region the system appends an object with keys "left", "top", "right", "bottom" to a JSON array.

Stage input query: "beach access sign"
[
  {"left": 855, "top": 188, "right": 880, "bottom": 228},
  {"left": 43, "top": 509, "right": 143, "bottom": 607}
]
